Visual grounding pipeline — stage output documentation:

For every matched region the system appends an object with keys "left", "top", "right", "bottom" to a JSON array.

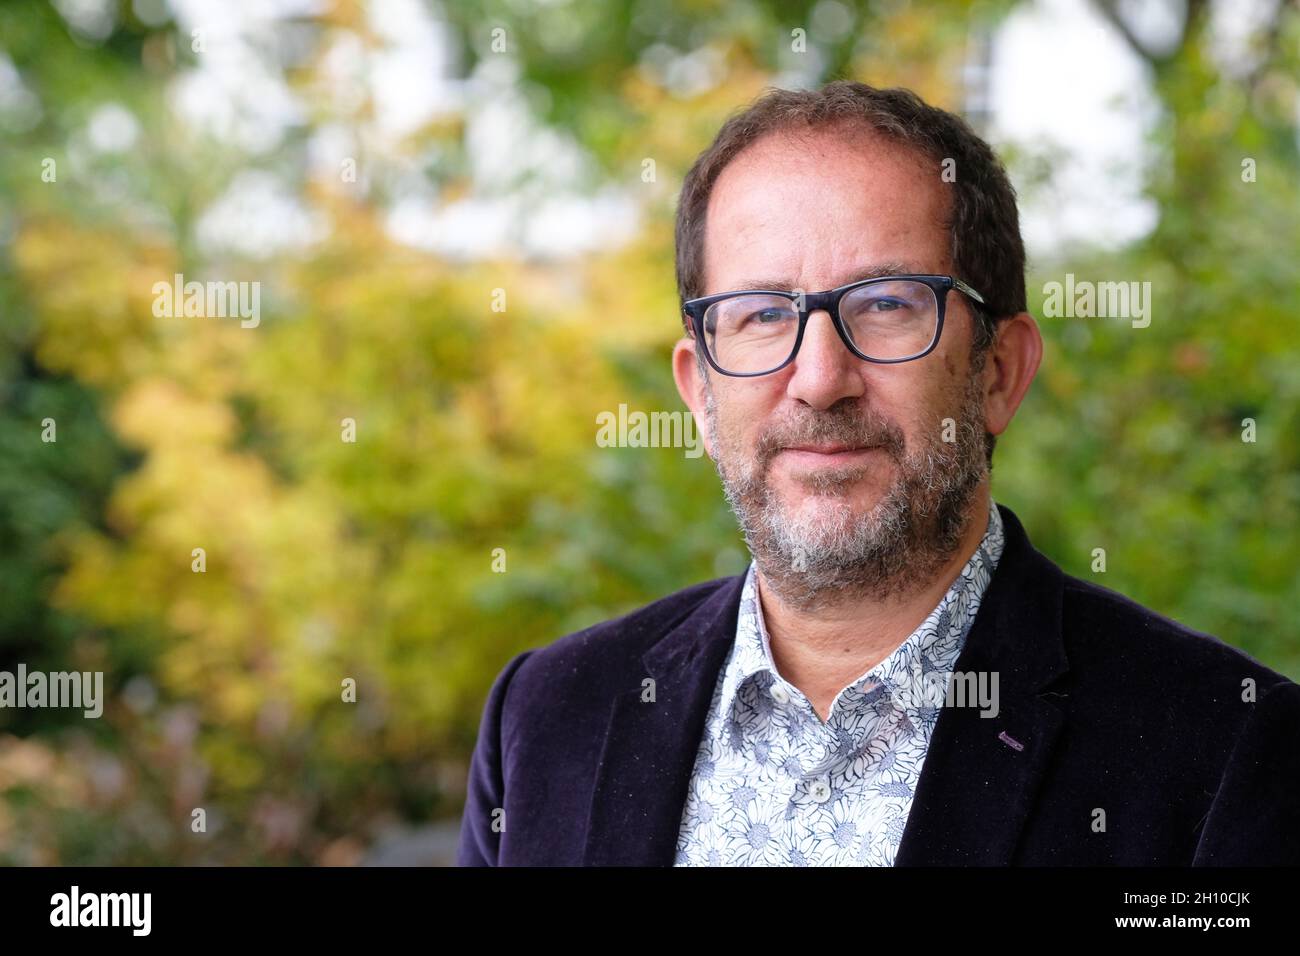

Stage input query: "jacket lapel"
[
  {"left": 894, "top": 504, "right": 1071, "bottom": 864},
  {"left": 581, "top": 573, "right": 746, "bottom": 866}
]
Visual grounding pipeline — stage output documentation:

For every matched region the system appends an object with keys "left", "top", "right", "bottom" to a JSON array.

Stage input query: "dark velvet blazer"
[{"left": 457, "top": 503, "right": 1300, "bottom": 866}]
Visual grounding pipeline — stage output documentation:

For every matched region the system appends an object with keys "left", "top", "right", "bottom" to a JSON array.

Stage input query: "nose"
[{"left": 784, "top": 308, "right": 866, "bottom": 410}]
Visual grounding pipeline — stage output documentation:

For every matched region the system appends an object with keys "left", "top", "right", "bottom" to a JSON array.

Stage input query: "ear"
[
  {"left": 673, "top": 335, "right": 717, "bottom": 460},
  {"left": 982, "top": 311, "right": 1043, "bottom": 440}
]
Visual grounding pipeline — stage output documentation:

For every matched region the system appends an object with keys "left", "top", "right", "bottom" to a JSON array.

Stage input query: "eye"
[
  {"left": 749, "top": 307, "right": 792, "bottom": 324},
  {"left": 867, "top": 297, "right": 908, "bottom": 312}
]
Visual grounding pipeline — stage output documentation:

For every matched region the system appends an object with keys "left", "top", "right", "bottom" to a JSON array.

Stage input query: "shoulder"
[
  {"left": 1059, "top": 570, "right": 1289, "bottom": 683},
  {"left": 1053, "top": 569, "right": 1297, "bottom": 733},
  {"left": 485, "top": 575, "right": 738, "bottom": 723}
]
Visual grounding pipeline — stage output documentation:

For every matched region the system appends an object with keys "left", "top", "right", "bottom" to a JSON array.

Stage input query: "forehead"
[{"left": 702, "top": 125, "right": 951, "bottom": 292}]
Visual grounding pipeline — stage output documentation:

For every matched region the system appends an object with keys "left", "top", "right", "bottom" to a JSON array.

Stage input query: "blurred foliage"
[{"left": 0, "top": 0, "right": 1296, "bottom": 863}]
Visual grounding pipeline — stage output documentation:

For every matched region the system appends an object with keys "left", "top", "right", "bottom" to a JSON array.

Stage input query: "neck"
[{"left": 754, "top": 487, "right": 992, "bottom": 723}]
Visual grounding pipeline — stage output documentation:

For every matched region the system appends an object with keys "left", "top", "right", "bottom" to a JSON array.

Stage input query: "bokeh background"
[{"left": 1, "top": 0, "right": 1297, "bottom": 865}]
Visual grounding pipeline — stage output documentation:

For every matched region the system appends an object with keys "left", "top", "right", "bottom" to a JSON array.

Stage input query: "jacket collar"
[{"left": 581, "top": 502, "right": 1070, "bottom": 866}]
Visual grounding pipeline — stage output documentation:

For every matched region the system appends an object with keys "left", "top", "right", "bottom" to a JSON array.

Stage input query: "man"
[{"left": 457, "top": 81, "right": 1300, "bottom": 866}]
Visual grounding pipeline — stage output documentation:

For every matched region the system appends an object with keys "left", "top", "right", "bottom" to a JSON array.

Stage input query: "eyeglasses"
[{"left": 681, "top": 274, "right": 987, "bottom": 377}]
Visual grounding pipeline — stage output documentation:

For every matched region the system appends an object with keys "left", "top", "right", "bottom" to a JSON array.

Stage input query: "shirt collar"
[{"left": 718, "top": 500, "right": 1006, "bottom": 724}]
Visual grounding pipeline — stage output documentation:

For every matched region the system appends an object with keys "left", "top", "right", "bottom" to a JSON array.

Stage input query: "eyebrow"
[{"left": 727, "top": 261, "right": 921, "bottom": 293}]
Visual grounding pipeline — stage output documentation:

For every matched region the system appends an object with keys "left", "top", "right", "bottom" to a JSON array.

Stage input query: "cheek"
[
  {"left": 877, "top": 372, "right": 949, "bottom": 449},
  {"left": 716, "top": 384, "right": 781, "bottom": 446},
  {"left": 928, "top": 347, "right": 970, "bottom": 410}
]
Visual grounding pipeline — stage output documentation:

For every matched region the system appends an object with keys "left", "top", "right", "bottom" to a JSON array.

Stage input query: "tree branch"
[{"left": 1092, "top": 0, "right": 1163, "bottom": 66}]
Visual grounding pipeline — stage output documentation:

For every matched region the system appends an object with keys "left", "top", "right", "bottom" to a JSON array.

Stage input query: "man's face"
[{"left": 690, "top": 125, "right": 991, "bottom": 607}]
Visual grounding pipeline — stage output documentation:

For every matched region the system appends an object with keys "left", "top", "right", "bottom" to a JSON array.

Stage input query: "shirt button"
[
  {"left": 808, "top": 777, "right": 832, "bottom": 802},
  {"left": 768, "top": 683, "right": 791, "bottom": 705}
]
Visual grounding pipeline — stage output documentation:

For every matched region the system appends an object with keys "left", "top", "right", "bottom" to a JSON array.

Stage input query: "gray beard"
[{"left": 704, "top": 364, "right": 989, "bottom": 612}]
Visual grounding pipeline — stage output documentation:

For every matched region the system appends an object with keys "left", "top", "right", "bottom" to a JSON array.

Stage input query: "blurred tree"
[
  {"left": 996, "top": 0, "right": 1300, "bottom": 676},
  {"left": 0, "top": 0, "right": 1295, "bottom": 864}
]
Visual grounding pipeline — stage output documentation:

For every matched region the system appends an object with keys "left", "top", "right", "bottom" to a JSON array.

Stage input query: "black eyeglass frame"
[{"left": 681, "top": 274, "right": 987, "bottom": 377}]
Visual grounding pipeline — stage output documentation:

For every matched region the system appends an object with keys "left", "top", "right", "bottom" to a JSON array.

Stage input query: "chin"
[{"left": 776, "top": 494, "right": 858, "bottom": 533}]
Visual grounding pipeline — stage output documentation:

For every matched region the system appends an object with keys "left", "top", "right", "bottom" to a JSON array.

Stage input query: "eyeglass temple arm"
[{"left": 952, "top": 278, "right": 986, "bottom": 305}]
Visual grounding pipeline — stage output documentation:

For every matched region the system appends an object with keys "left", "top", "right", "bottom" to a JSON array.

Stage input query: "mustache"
[{"left": 751, "top": 402, "right": 906, "bottom": 464}]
